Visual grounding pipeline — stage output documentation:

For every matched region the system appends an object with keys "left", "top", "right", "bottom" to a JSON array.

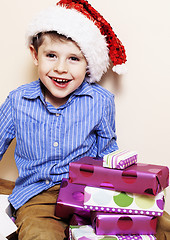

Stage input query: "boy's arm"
[
  {"left": 0, "top": 96, "right": 15, "bottom": 160},
  {"left": 95, "top": 95, "right": 118, "bottom": 157}
]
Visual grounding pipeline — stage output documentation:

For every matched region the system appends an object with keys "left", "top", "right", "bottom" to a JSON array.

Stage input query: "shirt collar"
[
  {"left": 71, "top": 80, "right": 94, "bottom": 98},
  {"left": 22, "top": 79, "right": 45, "bottom": 102},
  {"left": 23, "top": 79, "right": 94, "bottom": 99}
]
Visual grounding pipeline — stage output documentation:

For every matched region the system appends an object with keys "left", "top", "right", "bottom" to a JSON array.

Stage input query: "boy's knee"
[{"left": 16, "top": 216, "right": 66, "bottom": 240}]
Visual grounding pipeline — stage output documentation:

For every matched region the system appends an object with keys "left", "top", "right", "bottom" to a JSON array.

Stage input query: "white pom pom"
[{"left": 112, "top": 63, "right": 128, "bottom": 75}]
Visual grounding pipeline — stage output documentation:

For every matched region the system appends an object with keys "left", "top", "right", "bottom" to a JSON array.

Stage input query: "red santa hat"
[{"left": 26, "top": 0, "right": 127, "bottom": 83}]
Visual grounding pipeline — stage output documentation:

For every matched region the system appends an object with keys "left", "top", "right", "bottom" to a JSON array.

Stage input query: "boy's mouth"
[{"left": 50, "top": 77, "right": 72, "bottom": 84}]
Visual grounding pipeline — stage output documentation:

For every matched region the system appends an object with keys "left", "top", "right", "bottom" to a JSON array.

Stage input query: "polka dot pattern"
[
  {"left": 117, "top": 216, "right": 133, "bottom": 230},
  {"left": 156, "top": 197, "right": 165, "bottom": 210},
  {"left": 55, "top": 179, "right": 91, "bottom": 220},
  {"left": 122, "top": 170, "right": 137, "bottom": 184},
  {"left": 114, "top": 193, "right": 134, "bottom": 207},
  {"left": 69, "top": 157, "right": 169, "bottom": 196},
  {"left": 92, "top": 213, "right": 157, "bottom": 235},
  {"left": 80, "top": 164, "right": 94, "bottom": 177},
  {"left": 84, "top": 186, "right": 164, "bottom": 216},
  {"left": 135, "top": 195, "right": 155, "bottom": 209},
  {"left": 92, "top": 189, "right": 111, "bottom": 206},
  {"left": 72, "top": 191, "right": 84, "bottom": 202}
]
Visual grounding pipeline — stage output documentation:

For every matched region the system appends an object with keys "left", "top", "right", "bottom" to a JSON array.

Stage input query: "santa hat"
[{"left": 26, "top": 0, "right": 127, "bottom": 83}]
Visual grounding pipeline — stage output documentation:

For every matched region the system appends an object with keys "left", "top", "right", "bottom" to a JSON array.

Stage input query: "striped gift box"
[{"left": 103, "top": 150, "right": 138, "bottom": 169}]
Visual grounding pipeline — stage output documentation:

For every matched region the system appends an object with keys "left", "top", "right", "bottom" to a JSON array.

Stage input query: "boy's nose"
[{"left": 54, "top": 60, "right": 68, "bottom": 73}]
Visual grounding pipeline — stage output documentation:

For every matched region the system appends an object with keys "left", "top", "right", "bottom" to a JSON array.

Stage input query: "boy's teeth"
[{"left": 52, "top": 78, "right": 69, "bottom": 83}]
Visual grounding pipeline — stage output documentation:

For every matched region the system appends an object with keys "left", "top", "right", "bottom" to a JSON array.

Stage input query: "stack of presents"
[{"left": 55, "top": 150, "right": 169, "bottom": 240}]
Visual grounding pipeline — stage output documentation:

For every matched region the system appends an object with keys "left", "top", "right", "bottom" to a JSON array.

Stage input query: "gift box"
[
  {"left": 55, "top": 179, "right": 90, "bottom": 220},
  {"left": 103, "top": 150, "right": 137, "bottom": 169},
  {"left": 84, "top": 186, "right": 165, "bottom": 216},
  {"left": 91, "top": 212, "right": 157, "bottom": 235},
  {"left": 69, "top": 225, "right": 156, "bottom": 240},
  {"left": 69, "top": 157, "right": 169, "bottom": 196}
]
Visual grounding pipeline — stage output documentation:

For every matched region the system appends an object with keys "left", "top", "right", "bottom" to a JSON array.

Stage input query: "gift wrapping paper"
[
  {"left": 84, "top": 186, "right": 165, "bottom": 216},
  {"left": 70, "top": 214, "right": 91, "bottom": 226},
  {"left": 55, "top": 179, "right": 90, "bottom": 220},
  {"left": 91, "top": 212, "right": 157, "bottom": 235},
  {"left": 69, "top": 225, "right": 156, "bottom": 240},
  {"left": 69, "top": 157, "right": 169, "bottom": 196},
  {"left": 103, "top": 150, "right": 137, "bottom": 169},
  {"left": 65, "top": 214, "right": 92, "bottom": 238}
]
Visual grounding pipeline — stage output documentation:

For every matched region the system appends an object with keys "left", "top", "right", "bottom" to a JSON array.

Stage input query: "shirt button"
[
  {"left": 53, "top": 142, "right": 59, "bottom": 147},
  {"left": 56, "top": 113, "right": 60, "bottom": 117},
  {"left": 45, "top": 179, "right": 50, "bottom": 185}
]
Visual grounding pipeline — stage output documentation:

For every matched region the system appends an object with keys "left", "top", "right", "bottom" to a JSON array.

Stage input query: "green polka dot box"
[{"left": 83, "top": 186, "right": 165, "bottom": 217}]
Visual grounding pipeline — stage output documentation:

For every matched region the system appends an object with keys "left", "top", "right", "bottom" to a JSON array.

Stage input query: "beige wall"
[{"left": 0, "top": 0, "right": 170, "bottom": 213}]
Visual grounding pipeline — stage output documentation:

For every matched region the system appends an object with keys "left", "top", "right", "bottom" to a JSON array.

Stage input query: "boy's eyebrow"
[
  {"left": 70, "top": 52, "right": 85, "bottom": 58},
  {"left": 43, "top": 49, "right": 57, "bottom": 53},
  {"left": 43, "top": 49, "right": 85, "bottom": 58}
]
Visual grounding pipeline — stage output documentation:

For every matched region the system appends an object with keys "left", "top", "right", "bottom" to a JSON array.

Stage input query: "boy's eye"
[
  {"left": 70, "top": 56, "right": 79, "bottom": 61},
  {"left": 47, "top": 53, "right": 56, "bottom": 58}
]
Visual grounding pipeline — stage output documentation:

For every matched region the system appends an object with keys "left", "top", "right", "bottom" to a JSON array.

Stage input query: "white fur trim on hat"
[
  {"left": 112, "top": 63, "right": 128, "bottom": 75},
  {"left": 26, "top": 6, "right": 109, "bottom": 83}
]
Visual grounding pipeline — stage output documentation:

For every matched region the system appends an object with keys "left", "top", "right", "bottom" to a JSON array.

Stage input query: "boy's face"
[{"left": 30, "top": 35, "right": 87, "bottom": 106}]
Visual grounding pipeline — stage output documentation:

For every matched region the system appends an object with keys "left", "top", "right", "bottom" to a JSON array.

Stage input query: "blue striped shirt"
[{"left": 0, "top": 79, "right": 118, "bottom": 209}]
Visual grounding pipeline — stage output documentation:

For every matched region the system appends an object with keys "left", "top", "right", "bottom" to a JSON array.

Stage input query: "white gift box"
[{"left": 84, "top": 186, "right": 165, "bottom": 216}]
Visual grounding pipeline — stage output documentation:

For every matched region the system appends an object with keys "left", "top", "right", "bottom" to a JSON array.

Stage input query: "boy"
[{"left": 0, "top": 0, "right": 126, "bottom": 239}]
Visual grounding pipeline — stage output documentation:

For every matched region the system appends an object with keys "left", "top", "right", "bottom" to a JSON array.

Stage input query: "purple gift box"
[
  {"left": 91, "top": 212, "right": 157, "bottom": 235},
  {"left": 69, "top": 157, "right": 169, "bottom": 196},
  {"left": 55, "top": 179, "right": 90, "bottom": 220}
]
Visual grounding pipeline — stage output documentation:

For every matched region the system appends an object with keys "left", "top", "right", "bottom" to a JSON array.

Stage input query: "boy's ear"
[{"left": 29, "top": 45, "right": 38, "bottom": 66}]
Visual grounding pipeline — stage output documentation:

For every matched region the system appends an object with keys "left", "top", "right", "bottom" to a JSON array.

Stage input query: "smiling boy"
[
  {"left": 0, "top": 0, "right": 126, "bottom": 239},
  {"left": 30, "top": 32, "right": 88, "bottom": 108}
]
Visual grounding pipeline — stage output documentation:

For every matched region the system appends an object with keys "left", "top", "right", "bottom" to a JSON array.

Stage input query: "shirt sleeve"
[
  {"left": 0, "top": 95, "right": 16, "bottom": 160},
  {"left": 95, "top": 95, "right": 118, "bottom": 157}
]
